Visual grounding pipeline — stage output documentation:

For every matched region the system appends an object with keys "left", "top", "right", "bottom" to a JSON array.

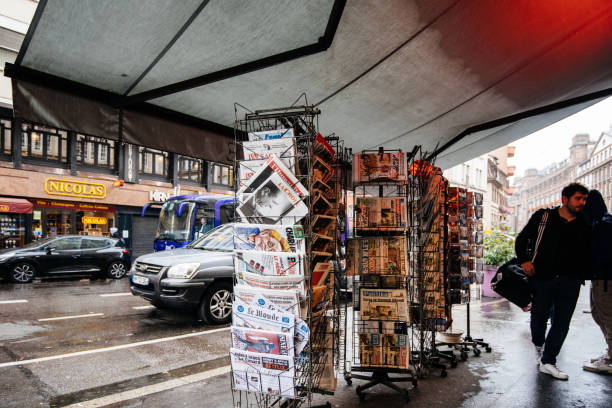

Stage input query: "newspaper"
[
  {"left": 238, "top": 270, "right": 306, "bottom": 298},
  {"left": 347, "top": 237, "right": 408, "bottom": 275},
  {"left": 232, "top": 299, "right": 295, "bottom": 334},
  {"left": 231, "top": 326, "right": 294, "bottom": 356},
  {"left": 360, "top": 288, "right": 409, "bottom": 321},
  {"left": 234, "top": 285, "right": 300, "bottom": 317},
  {"left": 235, "top": 250, "right": 303, "bottom": 277},
  {"left": 355, "top": 197, "right": 407, "bottom": 230},
  {"left": 237, "top": 156, "right": 309, "bottom": 224},
  {"left": 230, "top": 348, "right": 295, "bottom": 398},
  {"left": 353, "top": 152, "right": 408, "bottom": 183},
  {"left": 383, "top": 334, "right": 410, "bottom": 368},
  {"left": 248, "top": 128, "right": 294, "bottom": 141},
  {"left": 240, "top": 138, "right": 296, "bottom": 186},
  {"left": 359, "top": 333, "right": 383, "bottom": 367},
  {"left": 232, "top": 223, "right": 305, "bottom": 254}
]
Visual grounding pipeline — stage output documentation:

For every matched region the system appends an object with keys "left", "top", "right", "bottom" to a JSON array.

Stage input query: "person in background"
[
  {"left": 110, "top": 227, "right": 121, "bottom": 239},
  {"left": 515, "top": 183, "right": 589, "bottom": 380},
  {"left": 582, "top": 189, "right": 612, "bottom": 374}
]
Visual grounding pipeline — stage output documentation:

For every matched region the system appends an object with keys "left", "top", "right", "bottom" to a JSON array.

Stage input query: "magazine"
[
  {"left": 232, "top": 223, "right": 305, "bottom": 254},
  {"left": 235, "top": 250, "right": 303, "bottom": 277},
  {"left": 347, "top": 237, "right": 408, "bottom": 275},
  {"left": 359, "top": 333, "right": 383, "bottom": 367},
  {"left": 240, "top": 138, "right": 296, "bottom": 186},
  {"left": 383, "top": 334, "right": 410, "bottom": 369},
  {"left": 230, "top": 348, "right": 295, "bottom": 398},
  {"left": 360, "top": 289, "right": 409, "bottom": 321},
  {"left": 248, "top": 128, "right": 294, "bottom": 141},
  {"left": 231, "top": 327, "right": 294, "bottom": 356},
  {"left": 237, "top": 156, "right": 309, "bottom": 225},
  {"left": 238, "top": 270, "right": 306, "bottom": 298},
  {"left": 353, "top": 152, "right": 408, "bottom": 183},
  {"left": 355, "top": 197, "right": 407, "bottom": 230},
  {"left": 234, "top": 285, "right": 300, "bottom": 317},
  {"left": 232, "top": 299, "right": 295, "bottom": 334}
]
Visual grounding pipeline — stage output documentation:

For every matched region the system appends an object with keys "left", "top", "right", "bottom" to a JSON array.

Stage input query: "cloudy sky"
[{"left": 510, "top": 96, "right": 612, "bottom": 180}]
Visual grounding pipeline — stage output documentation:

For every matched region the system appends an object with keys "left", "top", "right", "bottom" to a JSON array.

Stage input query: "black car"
[{"left": 0, "top": 235, "right": 131, "bottom": 283}]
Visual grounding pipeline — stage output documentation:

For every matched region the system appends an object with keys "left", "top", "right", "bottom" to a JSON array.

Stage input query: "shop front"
[{"left": 0, "top": 197, "right": 33, "bottom": 249}]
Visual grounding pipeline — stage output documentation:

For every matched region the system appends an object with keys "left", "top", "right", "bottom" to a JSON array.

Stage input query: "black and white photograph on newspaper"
[
  {"left": 239, "top": 137, "right": 297, "bottom": 186},
  {"left": 237, "top": 156, "right": 308, "bottom": 224}
]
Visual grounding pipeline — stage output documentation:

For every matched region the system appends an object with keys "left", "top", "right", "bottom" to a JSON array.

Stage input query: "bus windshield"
[{"left": 155, "top": 200, "right": 196, "bottom": 242}]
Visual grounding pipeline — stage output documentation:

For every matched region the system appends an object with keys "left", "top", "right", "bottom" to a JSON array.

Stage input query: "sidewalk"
[{"left": 108, "top": 285, "right": 611, "bottom": 408}]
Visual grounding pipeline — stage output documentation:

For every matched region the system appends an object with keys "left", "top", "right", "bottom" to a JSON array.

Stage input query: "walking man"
[
  {"left": 582, "top": 189, "right": 612, "bottom": 373},
  {"left": 515, "top": 183, "right": 589, "bottom": 380}
]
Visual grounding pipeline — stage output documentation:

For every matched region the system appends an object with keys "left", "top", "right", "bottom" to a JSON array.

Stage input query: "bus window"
[
  {"left": 193, "top": 206, "right": 215, "bottom": 240},
  {"left": 220, "top": 203, "right": 235, "bottom": 224}
]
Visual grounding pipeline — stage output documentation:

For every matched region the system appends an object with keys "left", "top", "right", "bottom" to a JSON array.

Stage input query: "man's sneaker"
[
  {"left": 583, "top": 358, "right": 612, "bottom": 374},
  {"left": 590, "top": 350, "right": 609, "bottom": 363},
  {"left": 535, "top": 346, "right": 543, "bottom": 365},
  {"left": 539, "top": 363, "right": 569, "bottom": 380}
]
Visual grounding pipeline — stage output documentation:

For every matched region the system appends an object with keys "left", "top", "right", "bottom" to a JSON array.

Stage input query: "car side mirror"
[{"left": 46, "top": 246, "right": 56, "bottom": 254}]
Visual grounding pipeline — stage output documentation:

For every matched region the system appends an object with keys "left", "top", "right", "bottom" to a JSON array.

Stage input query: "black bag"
[
  {"left": 491, "top": 211, "right": 549, "bottom": 308},
  {"left": 491, "top": 258, "right": 532, "bottom": 308}
]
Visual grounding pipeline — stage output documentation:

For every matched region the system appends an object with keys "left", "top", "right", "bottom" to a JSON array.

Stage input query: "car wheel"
[
  {"left": 10, "top": 262, "right": 36, "bottom": 283},
  {"left": 198, "top": 281, "right": 232, "bottom": 325},
  {"left": 107, "top": 261, "right": 128, "bottom": 279}
]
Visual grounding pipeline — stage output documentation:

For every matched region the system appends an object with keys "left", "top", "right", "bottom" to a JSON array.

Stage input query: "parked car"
[
  {"left": 0, "top": 235, "right": 131, "bottom": 283},
  {"left": 130, "top": 224, "right": 234, "bottom": 325}
]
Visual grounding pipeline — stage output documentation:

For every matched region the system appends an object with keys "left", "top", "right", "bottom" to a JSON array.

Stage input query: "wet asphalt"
[{"left": 0, "top": 277, "right": 610, "bottom": 408}]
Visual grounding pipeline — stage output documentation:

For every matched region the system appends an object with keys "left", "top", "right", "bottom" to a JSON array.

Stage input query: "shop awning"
[
  {"left": 0, "top": 197, "right": 33, "bottom": 214},
  {"left": 4, "top": 0, "right": 612, "bottom": 168}
]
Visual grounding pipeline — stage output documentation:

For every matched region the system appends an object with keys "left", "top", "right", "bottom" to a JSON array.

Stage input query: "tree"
[{"left": 483, "top": 225, "right": 515, "bottom": 267}]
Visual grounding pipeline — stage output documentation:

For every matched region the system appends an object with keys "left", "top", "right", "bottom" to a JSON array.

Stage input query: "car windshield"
[
  {"left": 155, "top": 200, "right": 196, "bottom": 242},
  {"left": 188, "top": 224, "right": 234, "bottom": 251},
  {"left": 21, "top": 237, "right": 55, "bottom": 249}
]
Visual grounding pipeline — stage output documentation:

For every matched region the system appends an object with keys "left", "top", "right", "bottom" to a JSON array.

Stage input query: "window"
[
  {"left": 177, "top": 155, "right": 203, "bottom": 183},
  {"left": 52, "top": 237, "right": 82, "bottom": 250},
  {"left": 139, "top": 147, "right": 168, "bottom": 178},
  {"left": 0, "top": 119, "right": 11, "bottom": 157},
  {"left": 76, "top": 134, "right": 116, "bottom": 170},
  {"left": 21, "top": 124, "right": 68, "bottom": 164},
  {"left": 211, "top": 163, "right": 232, "bottom": 186},
  {"left": 81, "top": 238, "right": 109, "bottom": 249}
]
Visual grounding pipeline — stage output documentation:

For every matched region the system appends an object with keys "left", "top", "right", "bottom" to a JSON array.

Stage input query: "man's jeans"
[{"left": 530, "top": 276, "right": 581, "bottom": 365}]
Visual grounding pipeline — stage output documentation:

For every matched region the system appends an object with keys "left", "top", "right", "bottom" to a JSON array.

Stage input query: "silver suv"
[{"left": 129, "top": 225, "right": 234, "bottom": 324}]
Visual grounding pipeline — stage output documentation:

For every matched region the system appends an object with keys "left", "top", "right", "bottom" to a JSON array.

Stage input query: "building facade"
[
  {"left": 576, "top": 127, "right": 612, "bottom": 209},
  {"left": 485, "top": 146, "right": 515, "bottom": 230}
]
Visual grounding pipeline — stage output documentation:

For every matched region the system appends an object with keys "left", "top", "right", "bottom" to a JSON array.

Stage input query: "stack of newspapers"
[{"left": 230, "top": 129, "right": 310, "bottom": 399}]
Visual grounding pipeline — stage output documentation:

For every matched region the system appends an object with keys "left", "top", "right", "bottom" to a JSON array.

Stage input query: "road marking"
[
  {"left": 0, "top": 326, "right": 231, "bottom": 368},
  {"left": 62, "top": 365, "right": 231, "bottom": 407},
  {"left": 132, "top": 305, "right": 155, "bottom": 310},
  {"left": 38, "top": 313, "right": 104, "bottom": 322},
  {"left": 0, "top": 299, "right": 28, "bottom": 304},
  {"left": 99, "top": 293, "right": 132, "bottom": 297}
]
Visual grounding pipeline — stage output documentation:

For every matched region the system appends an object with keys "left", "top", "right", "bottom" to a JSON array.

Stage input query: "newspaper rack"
[{"left": 231, "top": 98, "right": 347, "bottom": 408}]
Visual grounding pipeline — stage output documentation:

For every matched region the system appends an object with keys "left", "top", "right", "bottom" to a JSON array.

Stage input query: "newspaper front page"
[
  {"left": 231, "top": 348, "right": 296, "bottom": 398},
  {"left": 360, "top": 288, "right": 409, "bottom": 321}
]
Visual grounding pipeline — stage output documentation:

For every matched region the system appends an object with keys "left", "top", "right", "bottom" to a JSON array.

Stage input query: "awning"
[
  {"left": 0, "top": 197, "right": 33, "bottom": 214},
  {"left": 4, "top": 0, "right": 612, "bottom": 168}
]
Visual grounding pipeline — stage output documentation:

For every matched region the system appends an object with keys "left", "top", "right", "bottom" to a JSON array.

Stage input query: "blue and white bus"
[{"left": 142, "top": 194, "right": 236, "bottom": 251}]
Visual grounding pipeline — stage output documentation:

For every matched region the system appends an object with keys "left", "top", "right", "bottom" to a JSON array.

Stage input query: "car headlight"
[{"left": 166, "top": 263, "right": 200, "bottom": 279}]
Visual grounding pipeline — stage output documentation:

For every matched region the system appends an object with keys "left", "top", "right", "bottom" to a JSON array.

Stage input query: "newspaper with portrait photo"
[
  {"left": 232, "top": 223, "right": 305, "bottom": 254},
  {"left": 240, "top": 138, "right": 297, "bottom": 187}
]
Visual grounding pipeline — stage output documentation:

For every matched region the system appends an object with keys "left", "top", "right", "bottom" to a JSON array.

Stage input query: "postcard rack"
[
  {"left": 345, "top": 147, "right": 418, "bottom": 401},
  {"left": 230, "top": 97, "right": 345, "bottom": 408}
]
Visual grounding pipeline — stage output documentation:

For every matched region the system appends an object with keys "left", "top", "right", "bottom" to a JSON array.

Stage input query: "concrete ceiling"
[{"left": 7, "top": 0, "right": 612, "bottom": 168}]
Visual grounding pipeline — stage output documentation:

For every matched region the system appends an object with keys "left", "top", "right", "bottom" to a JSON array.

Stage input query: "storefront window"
[
  {"left": 76, "top": 134, "right": 116, "bottom": 170},
  {"left": 139, "top": 147, "right": 168, "bottom": 178},
  {"left": 32, "top": 200, "right": 116, "bottom": 239},
  {"left": 21, "top": 124, "right": 68, "bottom": 165},
  {"left": 0, "top": 119, "right": 11, "bottom": 157},
  {"left": 45, "top": 210, "right": 72, "bottom": 237},
  {"left": 77, "top": 211, "right": 113, "bottom": 236},
  {"left": 178, "top": 155, "right": 203, "bottom": 183},
  {"left": 0, "top": 213, "right": 26, "bottom": 249}
]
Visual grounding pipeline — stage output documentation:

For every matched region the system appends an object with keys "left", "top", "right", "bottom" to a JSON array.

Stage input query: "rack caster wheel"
[
  {"left": 460, "top": 351, "right": 468, "bottom": 361},
  {"left": 486, "top": 347, "right": 492, "bottom": 353},
  {"left": 356, "top": 387, "right": 365, "bottom": 400},
  {"left": 404, "top": 390, "right": 411, "bottom": 401},
  {"left": 440, "top": 370, "right": 448, "bottom": 378},
  {"left": 345, "top": 377, "right": 352, "bottom": 386},
  {"left": 473, "top": 348, "right": 481, "bottom": 357}
]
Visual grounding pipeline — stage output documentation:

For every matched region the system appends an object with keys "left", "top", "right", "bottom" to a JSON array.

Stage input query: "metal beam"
[{"left": 14, "top": 0, "right": 47, "bottom": 66}]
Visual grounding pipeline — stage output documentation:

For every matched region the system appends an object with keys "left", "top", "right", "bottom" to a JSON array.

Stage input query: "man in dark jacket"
[
  {"left": 515, "top": 183, "right": 589, "bottom": 380},
  {"left": 582, "top": 189, "right": 612, "bottom": 374}
]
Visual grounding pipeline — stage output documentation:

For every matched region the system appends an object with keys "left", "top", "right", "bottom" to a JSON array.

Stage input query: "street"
[{"left": 1, "top": 278, "right": 611, "bottom": 408}]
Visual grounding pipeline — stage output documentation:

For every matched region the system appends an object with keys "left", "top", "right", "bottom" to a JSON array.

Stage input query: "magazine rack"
[
  {"left": 230, "top": 97, "right": 346, "bottom": 408},
  {"left": 345, "top": 147, "right": 418, "bottom": 401}
]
